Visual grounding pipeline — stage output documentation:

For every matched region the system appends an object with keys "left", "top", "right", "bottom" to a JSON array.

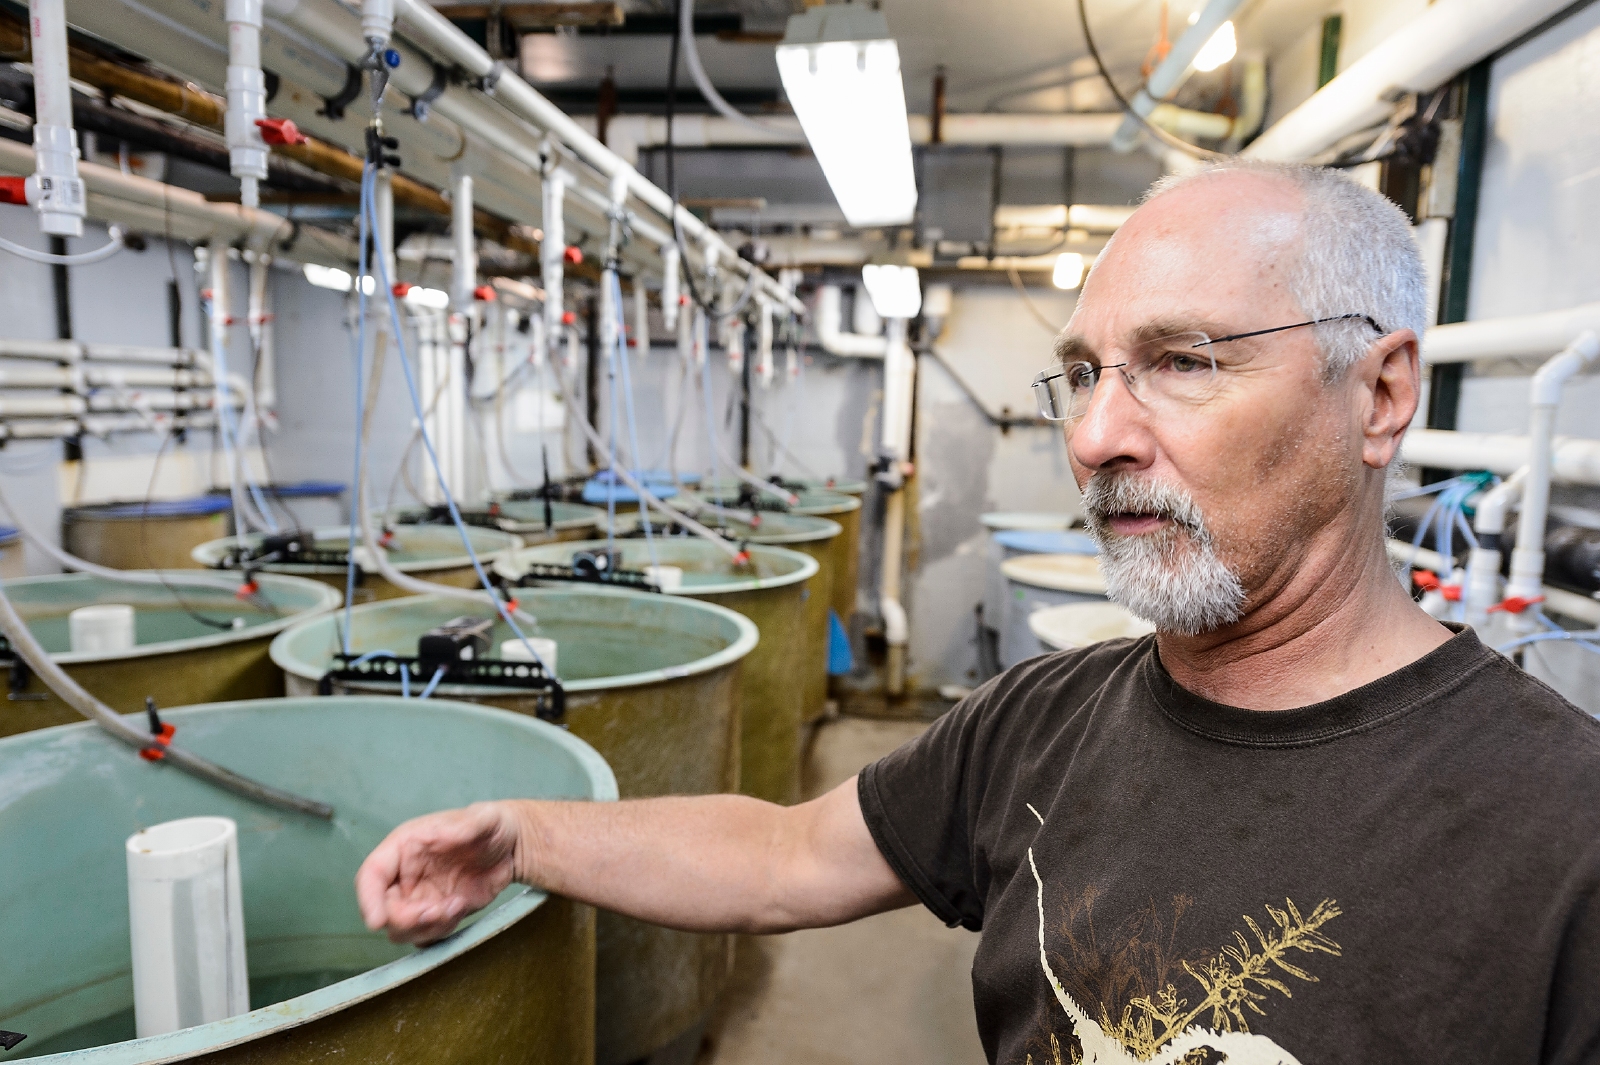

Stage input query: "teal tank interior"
[{"left": 0, "top": 697, "right": 614, "bottom": 1063}]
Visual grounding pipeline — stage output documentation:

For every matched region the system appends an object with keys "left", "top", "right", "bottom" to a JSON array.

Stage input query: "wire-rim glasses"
[{"left": 1031, "top": 314, "right": 1386, "bottom": 423}]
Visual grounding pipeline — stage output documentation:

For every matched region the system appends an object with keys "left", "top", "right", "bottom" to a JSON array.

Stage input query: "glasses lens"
[
  {"left": 1131, "top": 333, "right": 1218, "bottom": 408},
  {"left": 1033, "top": 374, "right": 1069, "bottom": 421}
]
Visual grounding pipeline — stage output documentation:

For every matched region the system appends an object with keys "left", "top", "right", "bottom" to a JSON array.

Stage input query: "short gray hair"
[{"left": 1143, "top": 161, "right": 1429, "bottom": 379}]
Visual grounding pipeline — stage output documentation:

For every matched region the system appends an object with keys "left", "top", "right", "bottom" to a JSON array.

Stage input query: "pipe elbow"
[
  {"left": 815, "top": 286, "right": 888, "bottom": 359},
  {"left": 1473, "top": 467, "right": 1527, "bottom": 536},
  {"left": 1531, "top": 330, "right": 1600, "bottom": 406}
]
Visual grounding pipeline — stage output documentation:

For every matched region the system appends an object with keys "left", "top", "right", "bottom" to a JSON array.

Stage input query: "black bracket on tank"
[
  {"left": 0, "top": 638, "right": 48, "bottom": 702},
  {"left": 396, "top": 504, "right": 507, "bottom": 530},
  {"left": 211, "top": 530, "right": 373, "bottom": 570},
  {"left": 316, "top": 653, "right": 566, "bottom": 723},
  {"left": 0, "top": 1030, "right": 26, "bottom": 1051},
  {"left": 502, "top": 562, "right": 663, "bottom": 593}
]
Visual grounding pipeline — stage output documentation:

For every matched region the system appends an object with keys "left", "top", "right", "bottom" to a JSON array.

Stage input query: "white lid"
[
  {"left": 1001, "top": 553, "right": 1107, "bottom": 594},
  {"left": 980, "top": 512, "right": 1076, "bottom": 532},
  {"left": 1029, "top": 602, "right": 1154, "bottom": 651}
]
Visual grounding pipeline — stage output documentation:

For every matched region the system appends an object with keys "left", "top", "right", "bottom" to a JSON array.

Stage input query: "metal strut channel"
[{"left": 316, "top": 652, "right": 566, "bottom": 721}]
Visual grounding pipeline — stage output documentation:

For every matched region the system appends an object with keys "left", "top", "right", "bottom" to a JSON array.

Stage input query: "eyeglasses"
[{"left": 1031, "top": 314, "right": 1386, "bottom": 423}]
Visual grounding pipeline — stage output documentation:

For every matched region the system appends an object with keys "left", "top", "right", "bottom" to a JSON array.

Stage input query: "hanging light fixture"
[
  {"left": 1192, "top": 20, "right": 1237, "bottom": 73},
  {"left": 1052, "top": 253, "right": 1086, "bottom": 291},
  {"left": 861, "top": 264, "right": 922, "bottom": 320},
  {"left": 776, "top": 5, "right": 918, "bottom": 228}
]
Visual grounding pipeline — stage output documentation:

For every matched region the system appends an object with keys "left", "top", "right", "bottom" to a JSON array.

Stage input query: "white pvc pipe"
[
  {"left": 1246, "top": 0, "right": 1578, "bottom": 163},
  {"left": 451, "top": 167, "right": 477, "bottom": 316},
  {"left": 1424, "top": 302, "right": 1600, "bottom": 364},
  {"left": 224, "top": 0, "right": 268, "bottom": 209},
  {"left": 1464, "top": 467, "right": 1525, "bottom": 626},
  {"left": 1111, "top": 0, "right": 1248, "bottom": 151},
  {"left": 26, "top": 0, "right": 86, "bottom": 237},
  {"left": 1400, "top": 428, "right": 1600, "bottom": 486},
  {"left": 541, "top": 167, "right": 567, "bottom": 367},
  {"left": 246, "top": 257, "right": 276, "bottom": 414},
  {"left": 126, "top": 817, "right": 250, "bottom": 1037},
  {"left": 815, "top": 286, "right": 888, "bottom": 359},
  {"left": 1506, "top": 332, "right": 1600, "bottom": 616}
]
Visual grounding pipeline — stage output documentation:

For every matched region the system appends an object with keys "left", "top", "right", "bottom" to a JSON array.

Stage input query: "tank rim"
[
  {"left": 190, "top": 524, "right": 523, "bottom": 576},
  {"left": 497, "top": 539, "right": 820, "bottom": 597}
]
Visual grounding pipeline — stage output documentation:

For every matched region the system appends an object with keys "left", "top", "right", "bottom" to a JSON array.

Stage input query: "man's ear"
[{"left": 1359, "top": 329, "right": 1420, "bottom": 470}]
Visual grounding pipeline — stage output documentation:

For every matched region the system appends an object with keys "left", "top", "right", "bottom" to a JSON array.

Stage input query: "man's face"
[{"left": 1063, "top": 173, "right": 1374, "bottom": 633}]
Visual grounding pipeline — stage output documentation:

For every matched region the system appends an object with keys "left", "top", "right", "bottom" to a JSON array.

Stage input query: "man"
[{"left": 356, "top": 162, "right": 1600, "bottom": 1063}]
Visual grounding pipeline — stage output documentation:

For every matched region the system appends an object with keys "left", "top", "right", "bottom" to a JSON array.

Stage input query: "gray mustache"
[{"left": 1082, "top": 475, "right": 1208, "bottom": 533}]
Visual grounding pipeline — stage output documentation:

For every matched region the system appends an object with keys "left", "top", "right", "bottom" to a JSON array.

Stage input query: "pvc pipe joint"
[
  {"left": 225, "top": 0, "right": 269, "bottom": 207},
  {"left": 361, "top": 0, "right": 396, "bottom": 48},
  {"left": 26, "top": 0, "right": 85, "bottom": 236}
]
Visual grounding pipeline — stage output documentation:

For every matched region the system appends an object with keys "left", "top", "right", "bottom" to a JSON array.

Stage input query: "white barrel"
[
  {"left": 125, "top": 817, "right": 249, "bottom": 1037},
  {"left": 643, "top": 564, "right": 683, "bottom": 592},
  {"left": 998, "top": 554, "right": 1108, "bottom": 668},
  {"left": 1029, "top": 601, "right": 1155, "bottom": 654},
  {"left": 500, "top": 636, "right": 559, "bottom": 674},
  {"left": 981, "top": 528, "right": 1097, "bottom": 633},
  {"left": 68, "top": 603, "right": 136, "bottom": 654}
]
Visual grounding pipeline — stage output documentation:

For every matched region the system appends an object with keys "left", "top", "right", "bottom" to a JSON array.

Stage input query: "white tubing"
[
  {"left": 1110, "top": 0, "right": 1249, "bottom": 151},
  {"left": 127, "top": 817, "right": 250, "bottom": 1037},
  {"left": 1424, "top": 302, "right": 1600, "bottom": 364},
  {"left": 815, "top": 286, "right": 888, "bottom": 359},
  {"left": 1507, "top": 332, "right": 1600, "bottom": 617},
  {"left": 1400, "top": 428, "right": 1600, "bottom": 485},
  {"left": 1246, "top": 0, "right": 1579, "bottom": 163},
  {"left": 679, "top": 0, "right": 779, "bottom": 136}
]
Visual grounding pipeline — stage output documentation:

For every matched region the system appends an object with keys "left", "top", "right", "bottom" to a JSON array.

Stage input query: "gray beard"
[{"left": 1082, "top": 474, "right": 1246, "bottom": 637}]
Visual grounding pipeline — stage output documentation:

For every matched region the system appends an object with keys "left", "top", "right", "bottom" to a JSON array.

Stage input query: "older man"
[{"left": 356, "top": 162, "right": 1600, "bottom": 1063}]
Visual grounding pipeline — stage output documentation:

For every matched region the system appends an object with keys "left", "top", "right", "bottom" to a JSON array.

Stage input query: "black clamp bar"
[
  {"left": 321, "top": 64, "right": 364, "bottom": 121},
  {"left": 409, "top": 62, "right": 450, "bottom": 121},
  {"left": 316, "top": 653, "right": 565, "bottom": 722},
  {"left": 504, "top": 562, "right": 663, "bottom": 593}
]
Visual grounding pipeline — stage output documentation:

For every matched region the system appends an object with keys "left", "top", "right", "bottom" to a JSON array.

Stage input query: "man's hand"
[
  {"left": 356, "top": 802, "right": 521, "bottom": 945},
  {"left": 353, "top": 779, "right": 915, "bottom": 942}
]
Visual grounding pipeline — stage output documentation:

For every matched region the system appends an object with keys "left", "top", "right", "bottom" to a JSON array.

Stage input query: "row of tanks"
[{"left": 0, "top": 480, "right": 865, "bottom": 1065}]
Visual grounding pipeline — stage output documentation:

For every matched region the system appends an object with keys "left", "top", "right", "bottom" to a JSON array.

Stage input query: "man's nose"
[{"left": 1067, "top": 370, "right": 1156, "bottom": 472}]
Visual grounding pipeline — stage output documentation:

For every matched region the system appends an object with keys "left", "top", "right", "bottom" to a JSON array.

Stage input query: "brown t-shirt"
[{"left": 859, "top": 628, "right": 1600, "bottom": 1064}]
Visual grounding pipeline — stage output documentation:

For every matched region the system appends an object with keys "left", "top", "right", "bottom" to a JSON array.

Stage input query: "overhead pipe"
[
  {"left": 1246, "top": 0, "right": 1580, "bottom": 163},
  {"left": 1110, "top": 0, "right": 1249, "bottom": 152},
  {"left": 1424, "top": 302, "right": 1600, "bottom": 364},
  {"left": 1504, "top": 332, "right": 1600, "bottom": 634},
  {"left": 380, "top": 0, "right": 803, "bottom": 315},
  {"left": 1401, "top": 428, "right": 1600, "bottom": 486},
  {"left": 815, "top": 286, "right": 888, "bottom": 359}
]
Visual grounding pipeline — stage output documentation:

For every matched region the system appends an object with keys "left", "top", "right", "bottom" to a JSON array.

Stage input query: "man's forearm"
[{"left": 503, "top": 781, "right": 914, "bottom": 934}]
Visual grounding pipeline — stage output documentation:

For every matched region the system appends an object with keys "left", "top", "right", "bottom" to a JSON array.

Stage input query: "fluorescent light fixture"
[
  {"left": 1052, "top": 253, "right": 1085, "bottom": 291},
  {"left": 303, "top": 263, "right": 353, "bottom": 292},
  {"left": 861, "top": 264, "right": 921, "bottom": 319},
  {"left": 1192, "top": 20, "right": 1237, "bottom": 73},
  {"left": 405, "top": 286, "right": 451, "bottom": 310},
  {"left": 777, "top": 6, "right": 917, "bottom": 228}
]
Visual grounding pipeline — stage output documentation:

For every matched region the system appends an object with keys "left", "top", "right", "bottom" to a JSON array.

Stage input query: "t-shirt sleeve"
[{"left": 858, "top": 683, "right": 994, "bottom": 932}]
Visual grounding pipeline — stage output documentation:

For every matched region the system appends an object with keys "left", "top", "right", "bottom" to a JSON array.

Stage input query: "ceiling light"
[
  {"left": 1052, "top": 253, "right": 1085, "bottom": 291},
  {"left": 303, "top": 263, "right": 353, "bottom": 292},
  {"left": 1192, "top": 20, "right": 1237, "bottom": 73},
  {"left": 777, "top": 6, "right": 917, "bottom": 228},
  {"left": 861, "top": 264, "right": 921, "bottom": 319}
]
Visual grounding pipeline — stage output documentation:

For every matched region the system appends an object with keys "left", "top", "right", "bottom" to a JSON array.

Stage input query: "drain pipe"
[
  {"left": 1463, "top": 467, "right": 1525, "bottom": 630},
  {"left": 816, "top": 286, "right": 889, "bottom": 359},
  {"left": 24, "top": 0, "right": 84, "bottom": 237},
  {"left": 1110, "top": 0, "right": 1248, "bottom": 152},
  {"left": 1504, "top": 331, "right": 1600, "bottom": 638},
  {"left": 450, "top": 165, "right": 477, "bottom": 317},
  {"left": 541, "top": 165, "right": 569, "bottom": 367},
  {"left": 224, "top": 0, "right": 269, "bottom": 209},
  {"left": 245, "top": 256, "right": 275, "bottom": 418},
  {"left": 879, "top": 315, "right": 916, "bottom": 696}
]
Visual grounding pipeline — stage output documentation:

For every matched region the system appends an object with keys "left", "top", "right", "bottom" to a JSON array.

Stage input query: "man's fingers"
[{"left": 355, "top": 837, "right": 403, "bottom": 930}]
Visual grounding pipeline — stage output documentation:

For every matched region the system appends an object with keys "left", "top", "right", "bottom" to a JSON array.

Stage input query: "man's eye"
[{"left": 1165, "top": 353, "right": 1207, "bottom": 373}]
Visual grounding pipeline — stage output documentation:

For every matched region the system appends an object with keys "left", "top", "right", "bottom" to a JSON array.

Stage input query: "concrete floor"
[{"left": 698, "top": 717, "right": 986, "bottom": 1065}]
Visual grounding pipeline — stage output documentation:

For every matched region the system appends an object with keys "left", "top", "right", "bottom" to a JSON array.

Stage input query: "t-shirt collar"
[{"left": 1140, "top": 623, "right": 1491, "bottom": 747}]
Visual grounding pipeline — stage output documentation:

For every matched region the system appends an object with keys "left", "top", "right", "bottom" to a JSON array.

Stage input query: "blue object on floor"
[
  {"left": 827, "top": 609, "right": 854, "bottom": 675},
  {"left": 993, "top": 529, "right": 1099, "bottom": 555}
]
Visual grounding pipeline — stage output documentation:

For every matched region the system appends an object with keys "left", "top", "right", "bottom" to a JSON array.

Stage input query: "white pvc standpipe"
[
  {"left": 126, "top": 817, "right": 250, "bottom": 1037},
  {"left": 450, "top": 166, "right": 476, "bottom": 316},
  {"left": 26, "top": 0, "right": 86, "bottom": 237},
  {"left": 541, "top": 168, "right": 568, "bottom": 367},
  {"left": 224, "top": 0, "right": 268, "bottom": 209}
]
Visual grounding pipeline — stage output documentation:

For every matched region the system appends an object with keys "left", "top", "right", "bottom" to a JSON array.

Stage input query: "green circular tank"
[
  {"left": 625, "top": 514, "right": 843, "bottom": 726},
  {"left": 498, "top": 538, "right": 816, "bottom": 809},
  {"left": 270, "top": 588, "right": 757, "bottom": 1065},
  {"left": 0, "top": 696, "right": 613, "bottom": 1063},
  {"left": 191, "top": 524, "right": 521, "bottom": 603},
  {"left": 0, "top": 571, "right": 340, "bottom": 740},
  {"left": 794, "top": 477, "right": 867, "bottom": 496},
  {"left": 395, "top": 500, "right": 605, "bottom": 544},
  {"left": 63, "top": 498, "right": 234, "bottom": 571},
  {"left": 702, "top": 488, "right": 863, "bottom": 628}
]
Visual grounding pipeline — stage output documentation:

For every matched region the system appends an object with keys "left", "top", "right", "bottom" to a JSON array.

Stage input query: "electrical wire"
[
  {"left": 1007, "top": 265, "right": 1065, "bottom": 335},
  {"left": 1075, "top": 0, "right": 1225, "bottom": 161}
]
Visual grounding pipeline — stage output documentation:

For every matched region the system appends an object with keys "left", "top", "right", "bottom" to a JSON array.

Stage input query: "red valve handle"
[
  {"left": 474, "top": 284, "right": 497, "bottom": 301},
  {"left": 561, "top": 311, "right": 576, "bottom": 326},
  {"left": 1412, "top": 570, "right": 1440, "bottom": 591},
  {"left": 1488, "top": 595, "right": 1545, "bottom": 615},
  {"left": 256, "top": 117, "right": 309, "bottom": 146},
  {"left": 392, "top": 282, "right": 414, "bottom": 297},
  {"left": 563, "top": 245, "right": 584, "bottom": 264},
  {"left": 0, "top": 176, "right": 27, "bottom": 206}
]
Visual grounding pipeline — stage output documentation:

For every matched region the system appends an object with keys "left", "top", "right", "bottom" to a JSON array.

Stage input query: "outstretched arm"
[{"left": 356, "top": 775, "right": 915, "bottom": 944}]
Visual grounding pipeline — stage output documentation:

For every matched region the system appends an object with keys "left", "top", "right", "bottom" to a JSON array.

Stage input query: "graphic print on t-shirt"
[{"left": 1023, "top": 805, "right": 1343, "bottom": 1065}]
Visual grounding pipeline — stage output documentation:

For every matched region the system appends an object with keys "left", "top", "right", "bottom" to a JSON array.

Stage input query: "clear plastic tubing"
[{"left": 126, "top": 816, "right": 250, "bottom": 1037}]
